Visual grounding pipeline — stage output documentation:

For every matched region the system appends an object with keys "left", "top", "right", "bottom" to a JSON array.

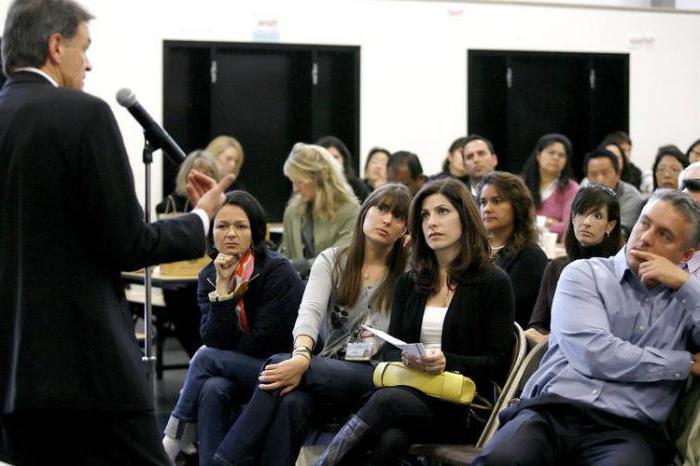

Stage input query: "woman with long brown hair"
[
  {"left": 210, "top": 183, "right": 412, "bottom": 466},
  {"left": 316, "top": 178, "right": 515, "bottom": 465},
  {"left": 479, "top": 171, "right": 548, "bottom": 327}
]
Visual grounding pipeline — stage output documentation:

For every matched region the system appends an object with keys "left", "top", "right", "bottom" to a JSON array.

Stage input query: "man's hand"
[
  {"left": 630, "top": 249, "right": 690, "bottom": 289},
  {"left": 258, "top": 355, "right": 310, "bottom": 395},
  {"left": 691, "top": 353, "right": 700, "bottom": 376},
  {"left": 187, "top": 170, "right": 234, "bottom": 219},
  {"left": 402, "top": 349, "right": 446, "bottom": 374}
]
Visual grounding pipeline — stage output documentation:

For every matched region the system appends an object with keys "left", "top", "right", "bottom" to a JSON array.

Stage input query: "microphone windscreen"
[{"left": 116, "top": 88, "right": 136, "bottom": 108}]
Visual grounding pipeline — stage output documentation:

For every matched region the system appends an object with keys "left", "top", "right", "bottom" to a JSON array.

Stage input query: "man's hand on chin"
[{"left": 630, "top": 249, "right": 689, "bottom": 289}]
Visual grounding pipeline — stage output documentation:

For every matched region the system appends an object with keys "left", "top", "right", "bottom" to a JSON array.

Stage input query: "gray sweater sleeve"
[{"left": 292, "top": 248, "right": 338, "bottom": 345}]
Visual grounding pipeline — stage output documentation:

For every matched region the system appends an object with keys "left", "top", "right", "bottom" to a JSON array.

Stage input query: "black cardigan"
[
  {"left": 197, "top": 249, "right": 304, "bottom": 358},
  {"left": 494, "top": 244, "right": 548, "bottom": 329},
  {"left": 527, "top": 257, "right": 569, "bottom": 334},
  {"left": 380, "top": 264, "right": 515, "bottom": 391}
]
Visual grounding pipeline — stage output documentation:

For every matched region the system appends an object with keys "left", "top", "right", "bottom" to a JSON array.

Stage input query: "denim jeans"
[
  {"left": 212, "top": 353, "right": 375, "bottom": 466},
  {"left": 167, "top": 346, "right": 264, "bottom": 466}
]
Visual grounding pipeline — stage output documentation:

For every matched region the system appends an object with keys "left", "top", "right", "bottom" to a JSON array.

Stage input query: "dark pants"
[
  {"left": 472, "top": 397, "right": 674, "bottom": 466},
  {"left": 353, "top": 386, "right": 476, "bottom": 466},
  {"left": 213, "top": 353, "right": 375, "bottom": 466},
  {"left": 169, "top": 347, "right": 263, "bottom": 466},
  {"left": 0, "top": 408, "right": 169, "bottom": 466},
  {"left": 163, "top": 286, "right": 201, "bottom": 357}
]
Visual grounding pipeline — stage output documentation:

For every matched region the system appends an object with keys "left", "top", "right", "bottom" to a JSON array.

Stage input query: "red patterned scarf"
[{"left": 227, "top": 251, "right": 255, "bottom": 331}]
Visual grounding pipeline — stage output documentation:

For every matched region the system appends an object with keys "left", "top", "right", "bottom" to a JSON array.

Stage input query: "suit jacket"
[
  {"left": 379, "top": 264, "right": 515, "bottom": 392},
  {"left": 0, "top": 72, "right": 205, "bottom": 413}
]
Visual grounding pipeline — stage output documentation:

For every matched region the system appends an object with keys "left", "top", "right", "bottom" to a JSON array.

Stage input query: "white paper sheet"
[{"left": 362, "top": 325, "right": 426, "bottom": 357}]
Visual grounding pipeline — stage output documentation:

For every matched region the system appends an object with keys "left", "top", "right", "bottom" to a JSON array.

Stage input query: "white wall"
[{"left": 2, "top": 0, "right": 699, "bottom": 209}]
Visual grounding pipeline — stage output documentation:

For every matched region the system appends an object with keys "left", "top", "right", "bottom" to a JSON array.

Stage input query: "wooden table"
[{"left": 122, "top": 267, "right": 198, "bottom": 378}]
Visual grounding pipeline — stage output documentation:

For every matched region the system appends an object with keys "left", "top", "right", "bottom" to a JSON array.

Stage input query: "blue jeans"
[
  {"left": 212, "top": 354, "right": 375, "bottom": 466},
  {"left": 167, "top": 346, "right": 264, "bottom": 466}
]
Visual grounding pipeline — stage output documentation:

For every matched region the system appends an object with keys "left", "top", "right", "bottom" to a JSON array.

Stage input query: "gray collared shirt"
[{"left": 523, "top": 247, "right": 700, "bottom": 425}]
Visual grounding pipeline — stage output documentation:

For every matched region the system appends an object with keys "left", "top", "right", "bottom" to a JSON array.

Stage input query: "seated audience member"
[
  {"left": 317, "top": 178, "right": 515, "bottom": 465},
  {"left": 362, "top": 147, "right": 390, "bottom": 191},
  {"left": 652, "top": 144, "right": 688, "bottom": 191},
  {"left": 526, "top": 184, "right": 622, "bottom": 346},
  {"left": 431, "top": 136, "right": 470, "bottom": 185},
  {"left": 316, "top": 135, "right": 371, "bottom": 203},
  {"left": 686, "top": 139, "right": 700, "bottom": 164},
  {"left": 209, "top": 184, "right": 412, "bottom": 466},
  {"left": 584, "top": 148, "right": 642, "bottom": 237},
  {"left": 602, "top": 131, "right": 642, "bottom": 190},
  {"left": 156, "top": 149, "right": 222, "bottom": 214},
  {"left": 154, "top": 149, "right": 222, "bottom": 357},
  {"left": 280, "top": 143, "right": 360, "bottom": 276},
  {"left": 522, "top": 133, "right": 579, "bottom": 238},
  {"left": 207, "top": 135, "right": 245, "bottom": 190},
  {"left": 679, "top": 162, "right": 700, "bottom": 278},
  {"left": 479, "top": 171, "right": 548, "bottom": 328},
  {"left": 387, "top": 150, "right": 427, "bottom": 196},
  {"left": 668, "top": 162, "right": 700, "bottom": 465},
  {"left": 462, "top": 134, "right": 498, "bottom": 197},
  {"left": 474, "top": 189, "right": 700, "bottom": 466},
  {"left": 161, "top": 191, "right": 304, "bottom": 465}
]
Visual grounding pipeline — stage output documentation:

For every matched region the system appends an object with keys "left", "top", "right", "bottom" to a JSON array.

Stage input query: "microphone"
[{"left": 116, "top": 88, "right": 186, "bottom": 164}]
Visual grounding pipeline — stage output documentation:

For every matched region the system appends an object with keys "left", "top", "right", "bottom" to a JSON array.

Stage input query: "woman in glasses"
[
  {"left": 211, "top": 183, "right": 412, "bottom": 466},
  {"left": 525, "top": 184, "right": 622, "bottom": 345},
  {"left": 652, "top": 145, "right": 688, "bottom": 191}
]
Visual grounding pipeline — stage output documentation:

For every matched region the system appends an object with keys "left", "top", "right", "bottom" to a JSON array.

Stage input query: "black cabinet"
[
  {"left": 468, "top": 50, "right": 629, "bottom": 180},
  {"left": 163, "top": 41, "right": 360, "bottom": 221}
]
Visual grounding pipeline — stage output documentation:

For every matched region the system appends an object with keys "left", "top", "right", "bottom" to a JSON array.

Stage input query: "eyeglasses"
[
  {"left": 681, "top": 178, "right": 700, "bottom": 192},
  {"left": 655, "top": 166, "right": 683, "bottom": 176}
]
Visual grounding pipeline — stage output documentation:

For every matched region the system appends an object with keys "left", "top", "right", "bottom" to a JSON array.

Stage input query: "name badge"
[{"left": 345, "top": 342, "right": 372, "bottom": 361}]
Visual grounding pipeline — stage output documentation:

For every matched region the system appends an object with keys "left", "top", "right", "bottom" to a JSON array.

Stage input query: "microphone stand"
[{"left": 140, "top": 137, "right": 157, "bottom": 400}]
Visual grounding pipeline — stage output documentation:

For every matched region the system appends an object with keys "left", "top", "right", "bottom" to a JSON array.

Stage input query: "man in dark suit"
[{"left": 0, "top": 1, "right": 231, "bottom": 464}]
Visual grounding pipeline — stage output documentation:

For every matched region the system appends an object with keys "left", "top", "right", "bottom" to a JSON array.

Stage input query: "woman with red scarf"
[{"left": 162, "top": 191, "right": 305, "bottom": 465}]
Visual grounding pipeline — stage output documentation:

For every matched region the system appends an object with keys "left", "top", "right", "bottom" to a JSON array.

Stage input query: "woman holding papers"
[
  {"left": 316, "top": 178, "right": 515, "bottom": 465},
  {"left": 212, "top": 183, "right": 412, "bottom": 466}
]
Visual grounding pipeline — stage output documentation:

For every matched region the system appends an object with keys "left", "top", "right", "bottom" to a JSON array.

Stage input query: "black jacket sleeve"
[
  {"left": 443, "top": 267, "right": 514, "bottom": 386},
  {"left": 498, "top": 245, "right": 548, "bottom": 328},
  {"left": 378, "top": 272, "right": 413, "bottom": 362}
]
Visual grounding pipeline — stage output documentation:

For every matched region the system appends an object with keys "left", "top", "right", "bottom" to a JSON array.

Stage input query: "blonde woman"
[
  {"left": 281, "top": 143, "right": 360, "bottom": 275},
  {"left": 156, "top": 149, "right": 222, "bottom": 215},
  {"left": 206, "top": 135, "right": 245, "bottom": 185}
]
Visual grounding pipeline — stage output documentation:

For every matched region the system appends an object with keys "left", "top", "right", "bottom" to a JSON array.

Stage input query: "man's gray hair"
[
  {"left": 678, "top": 161, "right": 700, "bottom": 188},
  {"left": 648, "top": 189, "right": 700, "bottom": 248},
  {"left": 2, "top": 0, "right": 94, "bottom": 76}
]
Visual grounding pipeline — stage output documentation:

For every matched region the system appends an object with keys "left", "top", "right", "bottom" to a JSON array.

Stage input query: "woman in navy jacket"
[{"left": 162, "top": 191, "right": 304, "bottom": 466}]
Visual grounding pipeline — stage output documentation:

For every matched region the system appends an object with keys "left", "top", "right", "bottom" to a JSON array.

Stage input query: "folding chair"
[
  {"left": 410, "top": 332, "right": 549, "bottom": 465},
  {"left": 408, "top": 323, "right": 527, "bottom": 462}
]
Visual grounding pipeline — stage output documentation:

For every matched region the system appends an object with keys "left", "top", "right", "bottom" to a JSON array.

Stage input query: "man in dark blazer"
[{"left": 0, "top": 1, "right": 231, "bottom": 464}]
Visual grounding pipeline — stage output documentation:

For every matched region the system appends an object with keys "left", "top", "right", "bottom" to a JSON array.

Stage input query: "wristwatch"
[{"left": 208, "top": 290, "right": 234, "bottom": 302}]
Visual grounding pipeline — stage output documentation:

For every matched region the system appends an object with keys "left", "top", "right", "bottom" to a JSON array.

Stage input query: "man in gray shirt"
[{"left": 585, "top": 148, "right": 643, "bottom": 237}]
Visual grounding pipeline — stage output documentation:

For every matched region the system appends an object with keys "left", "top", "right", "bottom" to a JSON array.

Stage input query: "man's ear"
[
  {"left": 45, "top": 32, "right": 63, "bottom": 66},
  {"left": 493, "top": 153, "right": 498, "bottom": 167},
  {"left": 680, "top": 247, "right": 696, "bottom": 264}
]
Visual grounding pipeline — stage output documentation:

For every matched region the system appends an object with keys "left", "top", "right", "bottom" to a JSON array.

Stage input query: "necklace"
[{"left": 443, "top": 285, "right": 454, "bottom": 307}]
